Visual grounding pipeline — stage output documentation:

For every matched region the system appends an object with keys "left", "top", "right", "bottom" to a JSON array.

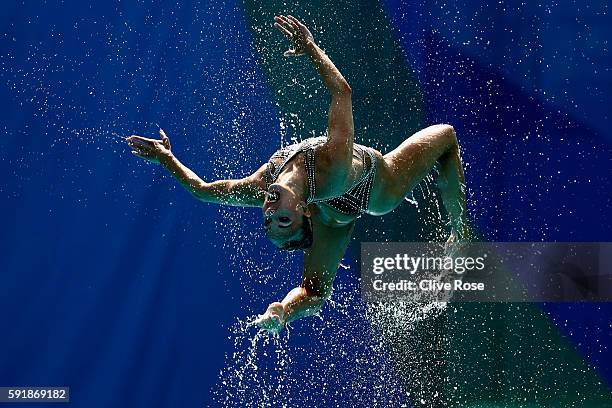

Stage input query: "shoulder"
[{"left": 243, "top": 162, "right": 269, "bottom": 190}]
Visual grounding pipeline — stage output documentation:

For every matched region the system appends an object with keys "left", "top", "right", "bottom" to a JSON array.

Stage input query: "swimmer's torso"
[{"left": 265, "top": 137, "right": 378, "bottom": 225}]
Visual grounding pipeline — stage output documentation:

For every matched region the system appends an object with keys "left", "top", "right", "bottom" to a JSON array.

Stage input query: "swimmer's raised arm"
[
  {"left": 274, "top": 15, "right": 351, "bottom": 95},
  {"left": 127, "top": 130, "right": 265, "bottom": 207},
  {"left": 254, "top": 220, "right": 355, "bottom": 333},
  {"left": 274, "top": 15, "right": 354, "bottom": 195}
]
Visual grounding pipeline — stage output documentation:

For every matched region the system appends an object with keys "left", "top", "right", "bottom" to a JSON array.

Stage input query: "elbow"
[
  {"left": 333, "top": 80, "right": 352, "bottom": 96},
  {"left": 190, "top": 181, "right": 210, "bottom": 201},
  {"left": 432, "top": 123, "right": 458, "bottom": 151},
  {"left": 342, "top": 81, "right": 352, "bottom": 95},
  {"left": 438, "top": 123, "right": 457, "bottom": 142}
]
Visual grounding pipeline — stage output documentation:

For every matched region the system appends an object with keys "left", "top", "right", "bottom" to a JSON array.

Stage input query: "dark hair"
[{"left": 280, "top": 215, "right": 313, "bottom": 251}]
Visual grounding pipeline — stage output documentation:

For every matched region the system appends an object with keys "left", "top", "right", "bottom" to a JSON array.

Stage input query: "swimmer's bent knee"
[
  {"left": 433, "top": 124, "right": 457, "bottom": 143},
  {"left": 430, "top": 124, "right": 459, "bottom": 153}
]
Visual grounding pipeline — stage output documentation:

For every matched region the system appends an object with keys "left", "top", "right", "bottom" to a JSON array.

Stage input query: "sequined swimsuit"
[{"left": 265, "top": 137, "right": 378, "bottom": 216}]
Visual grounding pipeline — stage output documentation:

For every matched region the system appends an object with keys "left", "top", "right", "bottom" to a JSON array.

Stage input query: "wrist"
[
  {"left": 304, "top": 39, "right": 319, "bottom": 55},
  {"left": 159, "top": 151, "right": 175, "bottom": 166}
]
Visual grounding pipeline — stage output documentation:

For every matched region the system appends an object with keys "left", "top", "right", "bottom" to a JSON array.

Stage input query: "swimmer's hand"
[
  {"left": 126, "top": 129, "right": 173, "bottom": 164},
  {"left": 274, "top": 15, "right": 314, "bottom": 57},
  {"left": 252, "top": 302, "right": 286, "bottom": 334}
]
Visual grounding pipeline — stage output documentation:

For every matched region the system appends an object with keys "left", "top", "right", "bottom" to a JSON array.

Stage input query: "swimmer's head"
[{"left": 263, "top": 183, "right": 313, "bottom": 251}]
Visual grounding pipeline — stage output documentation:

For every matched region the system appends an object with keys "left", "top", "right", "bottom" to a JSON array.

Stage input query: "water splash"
[
  {"left": 213, "top": 276, "right": 450, "bottom": 407},
  {"left": 213, "top": 318, "right": 293, "bottom": 407}
]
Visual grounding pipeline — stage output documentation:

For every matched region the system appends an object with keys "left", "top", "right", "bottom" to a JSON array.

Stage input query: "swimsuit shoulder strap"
[
  {"left": 302, "top": 136, "right": 327, "bottom": 203},
  {"left": 304, "top": 147, "right": 317, "bottom": 202}
]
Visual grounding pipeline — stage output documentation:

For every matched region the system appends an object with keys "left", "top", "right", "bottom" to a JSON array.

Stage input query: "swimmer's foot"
[
  {"left": 446, "top": 222, "right": 472, "bottom": 244},
  {"left": 445, "top": 223, "right": 473, "bottom": 258}
]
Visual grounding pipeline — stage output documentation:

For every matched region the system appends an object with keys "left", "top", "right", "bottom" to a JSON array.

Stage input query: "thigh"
[{"left": 367, "top": 124, "right": 454, "bottom": 215}]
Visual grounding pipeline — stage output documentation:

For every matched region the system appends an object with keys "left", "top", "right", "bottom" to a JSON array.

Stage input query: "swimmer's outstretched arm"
[
  {"left": 275, "top": 15, "right": 354, "bottom": 195},
  {"left": 254, "top": 220, "right": 355, "bottom": 333},
  {"left": 127, "top": 129, "right": 265, "bottom": 207}
]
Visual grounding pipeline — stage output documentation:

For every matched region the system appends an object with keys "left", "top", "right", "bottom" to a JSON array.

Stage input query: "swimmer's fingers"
[
  {"left": 126, "top": 134, "right": 172, "bottom": 165},
  {"left": 130, "top": 145, "right": 159, "bottom": 163},
  {"left": 249, "top": 316, "right": 269, "bottom": 331},
  {"left": 274, "top": 16, "right": 301, "bottom": 57},
  {"left": 127, "top": 135, "right": 156, "bottom": 149},
  {"left": 131, "top": 150, "right": 152, "bottom": 161},
  {"left": 287, "top": 15, "right": 312, "bottom": 40},
  {"left": 159, "top": 128, "right": 171, "bottom": 150},
  {"left": 274, "top": 23, "right": 293, "bottom": 40},
  {"left": 127, "top": 142, "right": 154, "bottom": 158},
  {"left": 127, "top": 136, "right": 156, "bottom": 159},
  {"left": 250, "top": 313, "right": 283, "bottom": 333},
  {"left": 248, "top": 315, "right": 264, "bottom": 327},
  {"left": 275, "top": 15, "right": 296, "bottom": 35},
  {"left": 128, "top": 141, "right": 153, "bottom": 156},
  {"left": 286, "top": 15, "right": 306, "bottom": 30},
  {"left": 287, "top": 15, "right": 306, "bottom": 28},
  {"left": 275, "top": 15, "right": 311, "bottom": 57}
]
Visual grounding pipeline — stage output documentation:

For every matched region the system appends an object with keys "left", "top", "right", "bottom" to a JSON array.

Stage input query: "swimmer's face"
[{"left": 263, "top": 183, "right": 309, "bottom": 247}]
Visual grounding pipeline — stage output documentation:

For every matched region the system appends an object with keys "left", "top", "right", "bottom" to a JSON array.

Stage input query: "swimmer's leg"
[{"left": 369, "top": 124, "right": 468, "bottom": 238}]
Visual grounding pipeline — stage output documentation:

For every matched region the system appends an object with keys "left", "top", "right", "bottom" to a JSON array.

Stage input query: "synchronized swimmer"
[{"left": 127, "top": 15, "right": 468, "bottom": 333}]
